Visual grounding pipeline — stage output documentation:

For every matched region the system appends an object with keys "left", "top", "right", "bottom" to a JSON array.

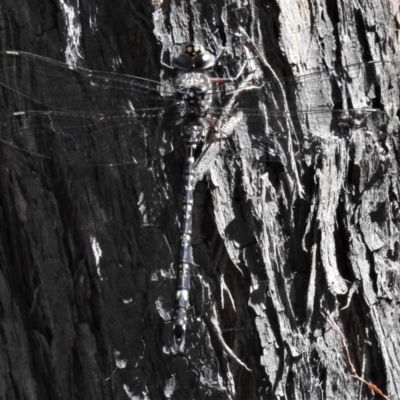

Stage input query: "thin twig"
[
  {"left": 320, "top": 310, "right": 390, "bottom": 400},
  {"left": 209, "top": 310, "right": 251, "bottom": 372}
]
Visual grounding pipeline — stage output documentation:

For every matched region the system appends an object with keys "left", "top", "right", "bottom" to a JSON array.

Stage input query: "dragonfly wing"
[
  {"left": 1, "top": 110, "right": 177, "bottom": 166},
  {"left": 205, "top": 105, "right": 391, "bottom": 168},
  {"left": 214, "top": 60, "right": 398, "bottom": 113},
  {"left": 0, "top": 51, "right": 176, "bottom": 113}
]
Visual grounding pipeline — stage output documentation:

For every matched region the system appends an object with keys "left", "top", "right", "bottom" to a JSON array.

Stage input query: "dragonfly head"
[{"left": 173, "top": 43, "right": 216, "bottom": 71}]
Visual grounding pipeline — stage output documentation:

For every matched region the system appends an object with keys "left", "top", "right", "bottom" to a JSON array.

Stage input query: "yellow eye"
[
  {"left": 193, "top": 46, "right": 200, "bottom": 53},
  {"left": 186, "top": 46, "right": 193, "bottom": 53}
]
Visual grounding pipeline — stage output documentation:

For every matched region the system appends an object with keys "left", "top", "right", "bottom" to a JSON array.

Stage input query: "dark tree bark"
[{"left": 0, "top": 0, "right": 399, "bottom": 399}]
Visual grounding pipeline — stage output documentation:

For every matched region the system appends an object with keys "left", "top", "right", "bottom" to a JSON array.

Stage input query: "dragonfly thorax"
[{"left": 176, "top": 72, "right": 212, "bottom": 117}]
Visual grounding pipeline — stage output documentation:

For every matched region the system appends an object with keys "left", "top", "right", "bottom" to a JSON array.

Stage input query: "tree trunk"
[{"left": 0, "top": 1, "right": 399, "bottom": 399}]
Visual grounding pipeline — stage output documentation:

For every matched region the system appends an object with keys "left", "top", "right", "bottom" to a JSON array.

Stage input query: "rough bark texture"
[{"left": 0, "top": 0, "right": 399, "bottom": 399}]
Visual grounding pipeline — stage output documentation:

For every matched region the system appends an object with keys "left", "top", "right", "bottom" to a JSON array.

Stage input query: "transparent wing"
[
  {"left": 1, "top": 109, "right": 177, "bottom": 166},
  {"left": 0, "top": 51, "right": 176, "bottom": 113},
  {"left": 212, "top": 59, "right": 399, "bottom": 111},
  {"left": 207, "top": 107, "right": 392, "bottom": 167}
]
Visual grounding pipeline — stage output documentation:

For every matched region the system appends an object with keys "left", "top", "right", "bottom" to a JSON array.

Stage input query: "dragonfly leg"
[
  {"left": 160, "top": 44, "right": 175, "bottom": 70},
  {"left": 210, "top": 59, "right": 248, "bottom": 84}
]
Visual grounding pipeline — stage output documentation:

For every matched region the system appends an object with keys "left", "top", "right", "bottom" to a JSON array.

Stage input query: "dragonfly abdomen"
[{"left": 173, "top": 122, "right": 206, "bottom": 352}]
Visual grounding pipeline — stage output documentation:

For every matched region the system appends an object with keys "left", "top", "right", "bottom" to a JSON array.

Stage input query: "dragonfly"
[{"left": 0, "top": 43, "right": 395, "bottom": 353}]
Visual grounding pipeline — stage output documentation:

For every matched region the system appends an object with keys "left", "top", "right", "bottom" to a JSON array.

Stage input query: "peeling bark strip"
[{"left": 0, "top": 0, "right": 399, "bottom": 399}]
